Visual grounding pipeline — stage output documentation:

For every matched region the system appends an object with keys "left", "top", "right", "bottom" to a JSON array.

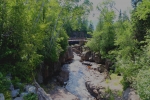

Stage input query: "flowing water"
[{"left": 65, "top": 53, "right": 95, "bottom": 100}]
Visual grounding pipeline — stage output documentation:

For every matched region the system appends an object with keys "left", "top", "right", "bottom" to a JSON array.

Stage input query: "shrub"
[
  {"left": 23, "top": 93, "right": 38, "bottom": 100},
  {"left": 0, "top": 72, "right": 11, "bottom": 100},
  {"left": 137, "top": 68, "right": 150, "bottom": 100}
]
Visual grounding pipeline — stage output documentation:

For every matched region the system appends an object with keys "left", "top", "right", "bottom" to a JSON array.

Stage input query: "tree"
[
  {"left": 86, "top": 0, "right": 116, "bottom": 58},
  {"left": 131, "top": 0, "right": 142, "bottom": 8}
]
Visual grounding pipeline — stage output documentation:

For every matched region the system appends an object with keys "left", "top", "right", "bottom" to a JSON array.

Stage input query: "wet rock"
[
  {"left": 25, "top": 85, "right": 36, "bottom": 94},
  {"left": 11, "top": 89, "right": 20, "bottom": 98},
  {"left": 123, "top": 88, "right": 140, "bottom": 100},
  {"left": 0, "top": 93, "right": 5, "bottom": 100}
]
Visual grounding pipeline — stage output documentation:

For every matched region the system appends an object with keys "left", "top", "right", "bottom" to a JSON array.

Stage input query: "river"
[{"left": 65, "top": 53, "right": 95, "bottom": 100}]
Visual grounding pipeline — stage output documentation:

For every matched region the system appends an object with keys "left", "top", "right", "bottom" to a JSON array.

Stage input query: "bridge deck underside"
[{"left": 68, "top": 40, "right": 87, "bottom": 42}]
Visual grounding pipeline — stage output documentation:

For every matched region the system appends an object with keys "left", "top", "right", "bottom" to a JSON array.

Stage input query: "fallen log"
[{"left": 34, "top": 81, "right": 52, "bottom": 100}]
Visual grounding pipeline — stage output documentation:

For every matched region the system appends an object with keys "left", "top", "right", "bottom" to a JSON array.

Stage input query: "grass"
[
  {"left": 105, "top": 79, "right": 110, "bottom": 84},
  {"left": 117, "top": 90, "right": 123, "bottom": 97},
  {"left": 102, "top": 73, "right": 123, "bottom": 99}
]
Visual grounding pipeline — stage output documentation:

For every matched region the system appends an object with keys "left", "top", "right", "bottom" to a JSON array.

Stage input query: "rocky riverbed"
[
  {"left": 48, "top": 53, "right": 120, "bottom": 100},
  {"left": 48, "top": 52, "right": 140, "bottom": 100}
]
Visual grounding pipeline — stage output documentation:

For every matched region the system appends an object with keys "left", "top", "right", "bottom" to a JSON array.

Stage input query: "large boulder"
[
  {"left": 81, "top": 50, "right": 91, "bottom": 61},
  {"left": 85, "top": 81, "right": 101, "bottom": 100},
  {"left": 59, "top": 65, "right": 69, "bottom": 82},
  {"left": 0, "top": 93, "right": 5, "bottom": 100},
  {"left": 25, "top": 85, "right": 36, "bottom": 94},
  {"left": 65, "top": 46, "right": 74, "bottom": 61},
  {"left": 56, "top": 64, "right": 69, "bottom": 86}
]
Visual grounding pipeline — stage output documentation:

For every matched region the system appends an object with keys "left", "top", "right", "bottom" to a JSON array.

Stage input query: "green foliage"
[
  {"left": 86, "top": 0, "right": 115, "bottom": 58},
  {"left": 0, "top": 72, "right": 11, "bottom": 100},
  {"left": 23, "top": 93, "right": 38, "bottom": 100},
  {"left": 0, "top": 72, "right": 10, "bottom": 93},
  {"left": 115, "top": 0, "right": 150, "bottom": 99},
  {"left": 87, "top": 0, "right": 150, "bottom": 99},
  {"left": 0, "top": 0, "right": 92, "bottom": 83},
  {"left": 137, "top": 68, "right": 150, "bottom": 100}
]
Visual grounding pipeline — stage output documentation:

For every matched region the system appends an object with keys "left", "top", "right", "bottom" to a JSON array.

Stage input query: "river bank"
[{"left": 42, "top": 53, "right": 124, "bottom": 100}]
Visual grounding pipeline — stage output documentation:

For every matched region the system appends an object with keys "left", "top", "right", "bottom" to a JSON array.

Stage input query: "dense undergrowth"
[{"left": 86, "top": 0, "right": 150, "bottom": 99}]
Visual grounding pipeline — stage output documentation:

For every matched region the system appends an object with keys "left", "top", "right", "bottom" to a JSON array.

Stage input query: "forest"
[
  {"left": 0, "top": 0, "right": 150, "bottom": 100},
  {"left": 86, "top": 0, "right": 150, "bottom": 99},
  {"left": 0, "top": 0, "right": 92, "bottom": 99}
]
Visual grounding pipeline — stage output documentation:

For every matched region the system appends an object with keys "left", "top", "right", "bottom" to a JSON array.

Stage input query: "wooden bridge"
[
  {"left": 68, "top": 37, "right": 88, "bottom": 42},
  {"left": 68, "top": 37, "right": 88, "bottom": 45}
]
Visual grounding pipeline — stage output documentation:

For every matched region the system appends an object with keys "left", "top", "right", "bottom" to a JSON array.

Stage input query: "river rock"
[
  {"left": 94, "top": 53, "right": 101, "bottom": 63},
  {"left": 85, "top": 81, "right": 101, "bottom": 100},
  {"left": 25, "top": 85, "right": 36, "bottom": 94},
  {"left": 89, "top": 52, "right": 94, "bottom": 62},
  {"left": 72, "top": 44, "right": 81, "bottom": 51},
  {"left": 59, "top": 65, "right": 69, "bottom": 82},
  {"left": 65, "top": 46, "right": 74, "bottom": 60},
  {"left": 81, "top": 50, "right": 91, "bottom": 61},
  {"left": 11, "top": 89, "right": 20, "bottom": 98},
  {"left": 72, "top": 48, "right": 81, "bottom": 54},
  {"left": 20, "top": 92, "right": 28, "bottom": 97},
  {"left": 0, "top": 93, "right": 5, "bottom": 100},
  {"left": 123, "top": 88, "right": 140, "bottom": 100},
  {"left": 97, "top": 64, "right": 105, "bottom": 73}
]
